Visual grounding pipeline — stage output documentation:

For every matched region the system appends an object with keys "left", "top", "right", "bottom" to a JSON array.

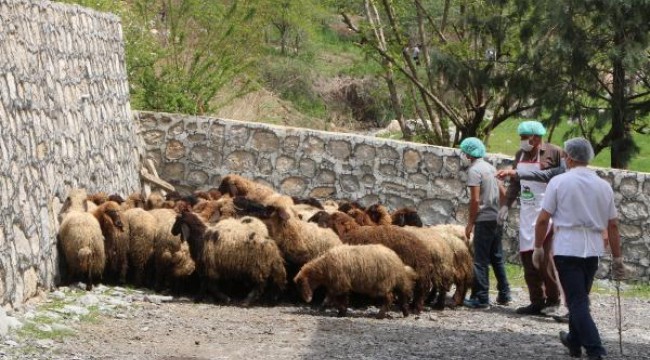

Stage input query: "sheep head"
[
  {"left": 365, "top": 204, "right": 391, "bottom": 225},
  {"left": 307, "top": 211, "right": 331, "bottom": 228},
  {"left": 232, "top": 196, "right": 273, "bottom": 218},
  {"left": 293, "top": 273, "right": 313, "bottom": 303},
  {"left": 96, "top": 201, "right": 124, "bottom": 231},
  {"left": 60, "top": 188, "right": 88, "bottom": 214},
  {"left": 327, "top": 212, "right": 359, "bottom": 237},
  {"left": 108, "top": 194, "right": 125, "bottom": 205},
  {"left": 391, "top": 208, "right": 423, "bottom": 227},
  {"left": 291, "top": 196, "right": 324, "bottom": 210},
  {"left": 87, "top": 192, "right": 108, "bottom": 206},
  {"left": 347, "top": 208, "right": 374, "bottom": 226},
  {"left": 217, "top": 174, "right": 245, "bottom": 197},
  {"left": 337, "top": 201, "right": 362, "bottom": 214}
]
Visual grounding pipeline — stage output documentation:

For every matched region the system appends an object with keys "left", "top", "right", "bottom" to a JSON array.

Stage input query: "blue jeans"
[
  {"left": 471, "top": 221, "right": 510, "bottom": 303},
  {"left": 554, "top": 256, "right": 606, "bottom": 357}
]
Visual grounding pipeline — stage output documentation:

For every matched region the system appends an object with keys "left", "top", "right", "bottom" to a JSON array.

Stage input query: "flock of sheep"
[{"left": 57, "top": 174, "right": 473, "bottom": 319}]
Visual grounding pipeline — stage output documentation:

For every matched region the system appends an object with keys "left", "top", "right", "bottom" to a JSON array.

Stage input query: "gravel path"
[{"left": 1, "top": 283, "right": 649, "bottom": 360}]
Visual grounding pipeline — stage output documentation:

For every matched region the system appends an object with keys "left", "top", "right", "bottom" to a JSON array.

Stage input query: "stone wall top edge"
[
  {"left": 135, "top": 111, "right": 519, "bottom": 160},
  {"left": 13, "top": 0, "right": 123, "bottom": 23}
]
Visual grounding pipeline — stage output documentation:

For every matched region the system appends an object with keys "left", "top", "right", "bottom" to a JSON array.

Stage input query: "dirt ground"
[{"left": 2, "top": 283, "right": 649, "bottom": 360}]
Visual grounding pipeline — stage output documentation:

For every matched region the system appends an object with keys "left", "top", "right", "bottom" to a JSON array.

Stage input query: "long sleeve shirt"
[{"left": 504, "top": 142, "right": 564, "bottom": 208}]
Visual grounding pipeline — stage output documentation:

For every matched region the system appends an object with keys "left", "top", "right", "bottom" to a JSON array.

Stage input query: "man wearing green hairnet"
[
  {"left": 500, "top": 120, "right": 564, "bottom": 315},
  {"left": 459, "top": 137, "right": 511, "bottom": 309}
]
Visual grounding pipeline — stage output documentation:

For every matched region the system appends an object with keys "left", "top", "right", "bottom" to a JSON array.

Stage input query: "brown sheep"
[
  {"left": 87, "top": 192, "right": 108, "bottom": 206},
  {"left": 122, "top": 208, "right": 157, "bottom": 287},
  {"left": 346, "top": 208, "right": 375, "bottom": 226},
  {"left": 149, "top": 208, "right": 196, "bottom": 291},
  {"left": 58, "top": 189, "right": 106, "bottom": 290},
  {"left": 294, "top": 244, "right": 417, "bottom": 319},
  {"left": 232, "top": 197, "right": 342, "bottom": 267},
  {"left": 391, "top": 208, "right": 423, "bottom": 227},
  {"left": 401, "top": 226, "right": 455, "bottom": 310},
  {"left": 365, "top": 204, "right": 393, "bottom": 226},
  {"left": 171, "top": 210, "right": 286, "bottom": 305},
  {"left": 217, "top": 174, "right": 294, "bottom": 210},
  {"left": 326, "top": 212, "right": 433, "bottom": 314},
  {"left": 94, "top": 201, "right": 127, "bottom": 284},
  {"left": 432, "top": 224, "right": 474, "bottom": 306}
]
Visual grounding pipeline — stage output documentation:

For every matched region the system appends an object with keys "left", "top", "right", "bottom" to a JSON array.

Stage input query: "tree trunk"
[{"left": 610, "top": 29, "right": 630, "bottom": 169}]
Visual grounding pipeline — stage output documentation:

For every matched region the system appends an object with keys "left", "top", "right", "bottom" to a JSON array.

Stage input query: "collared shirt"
[
  {"left": 467, "top": 158, "right": 500, "bottom": 222},
  {"left": 505, "top": 142, "right": 564, "bottom": 207},
  {"left": 541, "top": 167, "right": 618, "bottom": 257}
]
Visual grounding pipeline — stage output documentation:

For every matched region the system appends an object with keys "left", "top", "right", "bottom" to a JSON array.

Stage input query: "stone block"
[
  {"left": 142, "top": 130, "right": 165, "bottom": 146},
  {"left": 224, "top": 150, "right": 256, "bottom": 172},
  {"left": 417, "top": 199, "right": 454, "bottom": 225},
  {"left": 316, "top": 170, "right": 336, "bottom": 185},
  {"left": 22, "top": 267, "right": 38, "bottom": 300},
  {"left": 354, "top": 144, "right": 376, "bottom": 162},
  {"left": 377, "top": 145, "right": 399, "bottom": 160},
  {"left": 209, "top": 123, "right": 225, "bottom": 142},
  {"left": 190, "top": 145, "right": 219, "bottom": 165},
  {"left": 252, "top": 130, "right": 280, "bottom": 152},
  {"left": 163, "top": 162, "right": 185, "bottom": 180},
  {"left": 188, "top": 170, "right": 208, "bottom": 186},
  {"left": 258, "top": 158, "right": 273, "bottom": 175},
  {"left": 228, "top": 126, "right": 250, "bottom": 146},
  {"left": 303, "top": 136, "right": 325, "bottom": 157},
  {"left": 169, "top": 121, "right": 184, "bottom": 136},
  {"left": 165, "top": 140, "right": 185, "bottom": 160},
  {"left": 327, "top": 140, "right": 351, "bottom": 160},
  {"left": 299, "top": 158, "right": 316, "bottom": 177},
  {"left": 283, "top": 136, "right": 301, "bottom": 153},
  {"left": 309, "top": 187, "right": 336, "bottom": 199},
  {"left": 378, "top": 163, "right": 398, "bottom": 177},
  {"left": 619, "top": 177, "right": 639, "bottom": 198},
  {"left": 276, "top": 156, "right": 296, "bottom": 174},
  {"left": 340, "top": 175, "right": 360, "bottom": 193},
  {"left": 620, "top": 201, "right": 648, "bottom": 221},
  {"left": 403, "top": 149, "right": 421, "bottom": 173},
  {"left": 280, "top": 177, "right": 307, "bottom": 196},
  {"left": 422, "top": 152, "right": 443, "bottom": 174}
]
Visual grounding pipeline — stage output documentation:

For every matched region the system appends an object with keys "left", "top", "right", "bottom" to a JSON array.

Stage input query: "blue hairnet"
[
  {"left": 517, "top": 121, "right": 546, "bottom": 136},
  {"left": 459, "top": 137, "right": 486, "bottom": 158},
  {"left": 564, "top": 137, "right": 594, "bottom": 163}
]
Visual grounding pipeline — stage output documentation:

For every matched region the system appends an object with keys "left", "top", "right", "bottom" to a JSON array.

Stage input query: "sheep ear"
[
  {"left": 208, "top": 210, "right": 221, "bottom": 223},
  {"left": 278, "top": 208, "right": 291, "bottom": 221},
  {"left": 228, "top": 183, "right": 239, "bottom": 197},
  {"left": 181, "top": 223, "right": 191, "bottom": 242}
]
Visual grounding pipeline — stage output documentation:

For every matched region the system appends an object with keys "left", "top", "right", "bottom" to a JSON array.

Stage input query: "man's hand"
[
  {"left": 465, "top": 223, "right": 473, "bottom": 240},
  {"left": 497, "top": 205, "right": 509, "bottom": 225},
  {"left": 532, "top": 246, "right": 545, "bottom": 269},
  {"left": 612, "top": 257, "right": 629, "bottom": 280},
  {"left": 496, "top": 169, "right": 517, "bottom": 180}
]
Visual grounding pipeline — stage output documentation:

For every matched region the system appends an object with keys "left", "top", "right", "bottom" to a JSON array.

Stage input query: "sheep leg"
[
  {"left": 85, "top": 266, "right": 93, "bottom": 291},
  {"left": 398, "top": 293, "right": 410, "bottom": 317},
  {"left": 334, "top": 294, "right": 349, "bottom": 317},
  {"left": 377, "top": 293, "right": 394, "bottom": 319},
  {"left": 432, "top": 287, "right": 446, "bottom": 311},
  {"left": 241, "top": 285, "right": 263, "bottom": 307},
  {"left": 411, "top": 285, "right": 426, "bottom": 314}
]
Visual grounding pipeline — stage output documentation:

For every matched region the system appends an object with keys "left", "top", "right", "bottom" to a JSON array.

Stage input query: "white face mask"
[{"left": 520, "top": 139, "right": 534, "bottom": 152}]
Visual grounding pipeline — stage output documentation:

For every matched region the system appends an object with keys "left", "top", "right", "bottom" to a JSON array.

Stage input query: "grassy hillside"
[{"left": 487, "top": 118, "right": 649, "bottom": 173}]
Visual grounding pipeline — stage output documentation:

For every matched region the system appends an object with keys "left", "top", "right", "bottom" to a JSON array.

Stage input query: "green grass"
[
  {"left": 486, "top": 117, "right": 650, "bottom": 173},
  {"left": 489, "top": 263, "right": 650, "bottom": 299}
]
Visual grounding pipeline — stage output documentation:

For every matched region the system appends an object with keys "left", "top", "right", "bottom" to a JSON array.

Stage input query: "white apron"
[{"left": 516, "top": 151, "right": 548, "bottom": 252}]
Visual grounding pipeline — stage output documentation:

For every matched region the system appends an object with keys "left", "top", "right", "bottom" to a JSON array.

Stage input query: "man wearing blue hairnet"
[
  {"left": 459, "top": 137, "right": 511, "bottom": 308},
  {"left": 500, "top": 121, "right": 563, "bottom": 315},
  {"left": 533, "top": 138, "right": 625, "bottom": 360}
]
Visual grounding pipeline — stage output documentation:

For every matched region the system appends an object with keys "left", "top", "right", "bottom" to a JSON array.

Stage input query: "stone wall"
[
  {"left": 137, "top": 111, "right": 650, "bottom": 281},
  {"left": 0, "top": 1, "right": 142, "bottom": 307}
]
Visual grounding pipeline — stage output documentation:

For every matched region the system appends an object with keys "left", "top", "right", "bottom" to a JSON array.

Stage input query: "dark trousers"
[
  {"left": 471, "top": 221, "right": 510, "bottom": 303},
  {"left": 554, "top": 256, "right": 606, "bottom": 357},
  {"left": 521, "top": 232, "right": 560, "bottom": 306}
]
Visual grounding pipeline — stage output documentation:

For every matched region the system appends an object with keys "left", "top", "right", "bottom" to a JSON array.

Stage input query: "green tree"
[
  {"left": 519, "top": 0, "right": 650, "bottom": 168},
  {"left": 338, "top": 0, "right": 557, "bottom": 146},
  {"left": 125, "top": 0, "right": 261, "bottom": 114}
]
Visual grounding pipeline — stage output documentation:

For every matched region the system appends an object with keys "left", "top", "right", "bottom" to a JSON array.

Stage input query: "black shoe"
[
  {"left": 559, "top": 331, "right": 582, "bottom": 358},
  {"left": 496, "top": 295, "right": 512, "bottom": 306},
  {"left": 515, "top": 303, "right": 544, "bottom": 315},
  {"left": 587, "top": 356, "right": 603, "bottom": 360}
]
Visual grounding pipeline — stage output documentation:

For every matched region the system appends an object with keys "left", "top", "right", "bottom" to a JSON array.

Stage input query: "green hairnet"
[
  {"left": 517, "top": 121, "right": 546, "bottom": 136},
  {"left": 459, "top": 137, "right": 486, "bottom": 158}
]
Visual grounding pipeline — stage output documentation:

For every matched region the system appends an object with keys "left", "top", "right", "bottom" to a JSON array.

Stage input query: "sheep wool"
[
  {"left": 58, "top": 189, "right": 106, "bottom": 290},
  {"left": 294, "top": 244, "right": 417, "bottom": 318},
  {"left": 327, "top": 212, "right": 433, "bottom": 314}
]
